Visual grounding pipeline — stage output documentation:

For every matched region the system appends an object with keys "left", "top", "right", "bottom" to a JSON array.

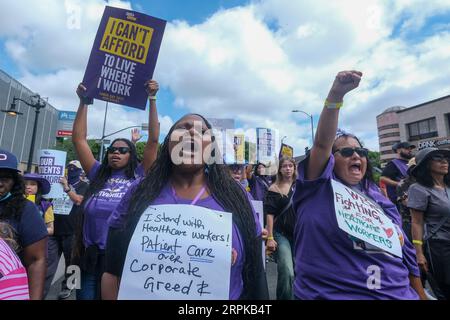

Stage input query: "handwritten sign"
[
  {"left": 38, "top": 149, "right": 66, "bottom": 199},
  {"left": 52, "top": 193, "right": 74, "bottom": 216},
  {"left": 331, "top": 180, "right": 403, "bottom": 258},
  {"left": 82, "top": 6, "right": 166, "bottom": 110},
  {"left": 118, "top": 204, "right": 232, "bottom": 300}
]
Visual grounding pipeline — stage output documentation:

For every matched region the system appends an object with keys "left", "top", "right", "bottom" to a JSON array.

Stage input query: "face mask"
[{"left": 0, "top": 192, "right": 12, "bottom": 202}]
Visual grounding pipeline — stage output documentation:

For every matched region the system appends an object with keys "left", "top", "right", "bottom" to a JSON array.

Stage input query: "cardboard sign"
[
  {"left": 82, "top": 6, "right": 166, "bottom": 110},
  {"left": 331, "top": 179, "right": 403, "bottom": 258},
  {"left": 118, "top": 204, "right": 232, "bottom": 300},
  {"left": 38, "top": 150, "right": 66, "bottom": 199}
]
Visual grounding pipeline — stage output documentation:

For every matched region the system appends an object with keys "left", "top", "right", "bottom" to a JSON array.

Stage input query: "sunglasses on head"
[
  {"left": 107, "top": 146, "right": 130, "bottom": 154},
  {"left": 334, "top": 147, "right": 369, "bottom": 158}
]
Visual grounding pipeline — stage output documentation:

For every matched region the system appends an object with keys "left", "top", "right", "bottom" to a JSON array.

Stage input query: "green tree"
[
  {"left": 368, "top": 150, "right": 381, "bottom": 183},
  {"left": 55, "top": 137, "right": 101, "bottom": 162}
]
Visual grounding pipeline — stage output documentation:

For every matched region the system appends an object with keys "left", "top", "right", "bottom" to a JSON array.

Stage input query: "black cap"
[{"left": 392, "top": 142, "right": 416, "bottom": 152}]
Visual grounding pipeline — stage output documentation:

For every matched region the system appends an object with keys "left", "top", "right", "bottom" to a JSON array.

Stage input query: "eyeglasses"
[
  {"left": 107, "top": 146, "right": 130, "bottom": 154},
  {"left": 430, "top": 155, "right": 449, "bottom": 163},
  {"left": 334, "top": 147, "right": 369, "bottom": 158}
]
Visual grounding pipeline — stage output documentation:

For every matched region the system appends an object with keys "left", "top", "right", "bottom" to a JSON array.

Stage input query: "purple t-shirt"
[
  {"left": 293, "top": 155, "right": 420, "bottom": 300},
  {"left": 108, "top": 181, "right": 262, "bottom": 300},
  {"left": 83, "top": 161, "right": 143, "bottom": 250}
]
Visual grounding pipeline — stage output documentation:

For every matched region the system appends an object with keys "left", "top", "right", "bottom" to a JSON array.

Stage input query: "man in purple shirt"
[{"left": 380, "top": 141, "right": 415, "bottom": 204}]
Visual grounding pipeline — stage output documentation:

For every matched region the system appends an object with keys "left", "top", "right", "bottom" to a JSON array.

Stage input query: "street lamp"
[
  {"left": 292, "top": 109, "right": 314, "bottom": 146},
  {"left": 3, "top": 94, "right": 46, "bottom": 172},
  {"left": 281, "top": 135, "right": 287, "bottom": 144}
]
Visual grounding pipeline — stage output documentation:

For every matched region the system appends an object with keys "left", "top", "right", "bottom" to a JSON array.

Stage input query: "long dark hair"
[
  {"left": 332, "top": 132, "right": 375, "bottom": 188},
  {"left": 124, "top": 114, "right": 261, "bottom": 299},
  {"left": 72, "top": 138, "right": 139, "bottom": 260},
  {"left": 0, "top": 171, "right": 26, "bottom": 221},
  {"left": 415, "top": 157, "right": 450, "bottom": 188}
]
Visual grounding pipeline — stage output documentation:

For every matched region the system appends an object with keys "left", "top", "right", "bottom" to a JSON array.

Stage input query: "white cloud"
[{"left": 1, "top": 0, "right": 450, "bottom": 155}]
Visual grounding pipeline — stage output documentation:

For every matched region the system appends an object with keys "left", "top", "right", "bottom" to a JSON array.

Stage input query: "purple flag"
[{"left": 82, "top": 6, "right": 166, "bottom": 110}]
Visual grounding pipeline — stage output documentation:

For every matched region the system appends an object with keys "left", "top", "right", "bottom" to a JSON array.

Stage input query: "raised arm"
[
  {"left": 307, "top": 71, "right": 362, "bottom": 180},
  {"left": 142, "top": 80, "right": 160, "bottom": 173},
  {"left": 72, "top": 84, "right": 96, "bottom": 174}
]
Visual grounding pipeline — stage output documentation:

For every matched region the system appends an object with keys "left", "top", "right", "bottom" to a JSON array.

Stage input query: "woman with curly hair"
[
  {"left": 71, "top": 80, "right": 160, "bottom": 300},
  {"left": 0, "top": 149, "right": 48, "bottom": 299},
  {"left": 101, "top": 114, "right": 268, "bottom": 300}
]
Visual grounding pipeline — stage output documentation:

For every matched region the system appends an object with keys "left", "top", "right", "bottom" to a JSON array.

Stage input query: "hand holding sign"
[
  {"left": 327, "top": 70, "right": 363, "bottom": 102},
  {"left": 76, "top": 83, "right": 93, "bottom": 105}
]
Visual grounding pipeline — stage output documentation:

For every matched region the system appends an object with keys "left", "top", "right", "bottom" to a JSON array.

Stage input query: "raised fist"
[
  {"left": 145, "top": 79, "right": 159, "bottom": 97},
  {"left": 328, "top": 70, "right": 363, "bottom": 101}
]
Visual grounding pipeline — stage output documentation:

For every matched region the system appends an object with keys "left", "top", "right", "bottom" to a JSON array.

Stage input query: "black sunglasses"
[
  {"left": 334, "top": 147, "right": 369, "bottom": 158},
  {"left": 107, "top": 146, "right": 130, "bottom": 154}
]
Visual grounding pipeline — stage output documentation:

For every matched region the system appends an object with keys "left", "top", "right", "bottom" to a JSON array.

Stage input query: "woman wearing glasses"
[
  {"left": 293, "top": 71, "right": 426, "bottom": 299},
  {"left": 408, "top": 148, "right": 450, "bottom": 299},
  {"left": 71, "top": 80, "right": 160, "bottom": 300}
]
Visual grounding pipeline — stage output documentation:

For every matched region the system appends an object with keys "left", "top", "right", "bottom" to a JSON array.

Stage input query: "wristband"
[
  {"left": 64, "top": 186, "right": 73, "bottom": 193},
  {"left": 324, "top": 99, "right": 343, "bottom": 109},
  {"left": 267, "top": 237, "right": 274, "bottom": 240},
  {"left": 412, "top": 240, "right": 423, "bottom": 245},
  {"left": 149, "top": 96, "right": 157, "bottom": 101}
]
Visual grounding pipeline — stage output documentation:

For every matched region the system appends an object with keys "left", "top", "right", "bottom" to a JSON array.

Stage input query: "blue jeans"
[
  {"left": 76, "top": 270, "right": 101, "bottom": 300},
  {"left": 274, "top": 231, "right": 294, "bottom": 300},
  {"left": 76, "top": 253, "right": 104, "bottom": 300}
]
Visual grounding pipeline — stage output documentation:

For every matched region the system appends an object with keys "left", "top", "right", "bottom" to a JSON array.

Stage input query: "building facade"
[
  {"left": 0, "top": 69, "right": 59, "bottom": 172},
  {"left": 377, "top": 95, "right": 450, "bottom": 166}
]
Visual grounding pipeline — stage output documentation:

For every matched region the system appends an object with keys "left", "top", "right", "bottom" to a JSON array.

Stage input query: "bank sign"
[
  {"left": 418, "top": 137, "right": 450, "bottom": 150},
  {"left": 57, "top": 111, "right": 77, "bottom": 137}
]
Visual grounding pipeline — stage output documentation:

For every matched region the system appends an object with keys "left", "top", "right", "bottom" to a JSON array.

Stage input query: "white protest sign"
[
  {"left": 118, "top": 204, "right": 232, "bottom": 300},
  {"left": 38, "top": 149, "right": 66, "bottom": 199},
  {"left": 331, "top": 179, "right": 403, "bottom": 258},
  {"left": 52, "top": 193, "right": 74, "bottom": 215},
  {"left": 251, "top": 200, "right": 266, "bottom": 269}
]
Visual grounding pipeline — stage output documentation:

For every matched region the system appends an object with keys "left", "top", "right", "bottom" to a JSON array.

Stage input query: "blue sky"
[{"left": 1, "top": 0, "right": 449, "bottom": 154}]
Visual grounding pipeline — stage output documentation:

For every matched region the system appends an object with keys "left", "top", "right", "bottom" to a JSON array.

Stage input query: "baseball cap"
[
  {"left": 0, "top": 149, "right": 20, "bottom": 172},
  {"left": 68, "top": 160, "right": 82, "bottom": 169},
  {"left": 392, "top": 142, "right": 416, "bottom": 152}
]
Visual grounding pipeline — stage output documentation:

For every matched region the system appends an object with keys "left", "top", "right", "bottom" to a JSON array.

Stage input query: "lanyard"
[{"left": 171, "top": 185, "right": 207, "bottom": 205}]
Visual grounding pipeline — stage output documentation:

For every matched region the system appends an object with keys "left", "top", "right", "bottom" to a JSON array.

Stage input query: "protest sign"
[
  {"left": 331, "top": 180, "right": 403, "bottom": 258},
  {"left": 83, "top": 6, "right": 166, "bottom": 110},
  {"left": 118, "top": 204, "right": 232, "bottom": 300},
  {"left": 38, "top": 150, "right": 66, "bottom": 199},
  {"left": 279, "top": 143, "right": 294, "bottom": 159},
  {"left": 251, "top": 200, "right": 265, "bottom": 269},
  {"left": 52, "top": 193, "right": 74, "bottom": 216},
  {"left": 257, "top": 128, "right": 275, "bottom": 163},
  {"left": 234, "top": 134, "right": 245, "bottom": 164}
]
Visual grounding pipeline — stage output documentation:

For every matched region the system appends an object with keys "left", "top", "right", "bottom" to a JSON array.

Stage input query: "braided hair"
[
  {"left": 125, "top": 114, "right": 262, "bottom": 299},
  {"left": 72, "top": 138, "right": 139, "bottom": 261}
]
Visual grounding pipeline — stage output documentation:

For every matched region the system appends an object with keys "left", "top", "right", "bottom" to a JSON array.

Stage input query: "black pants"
[
  {"left": 43, "top": 235, "right": 74, "bottom": 298},
  {"left": 426, "top": 239, "right": 450, "bottom": 300}
]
